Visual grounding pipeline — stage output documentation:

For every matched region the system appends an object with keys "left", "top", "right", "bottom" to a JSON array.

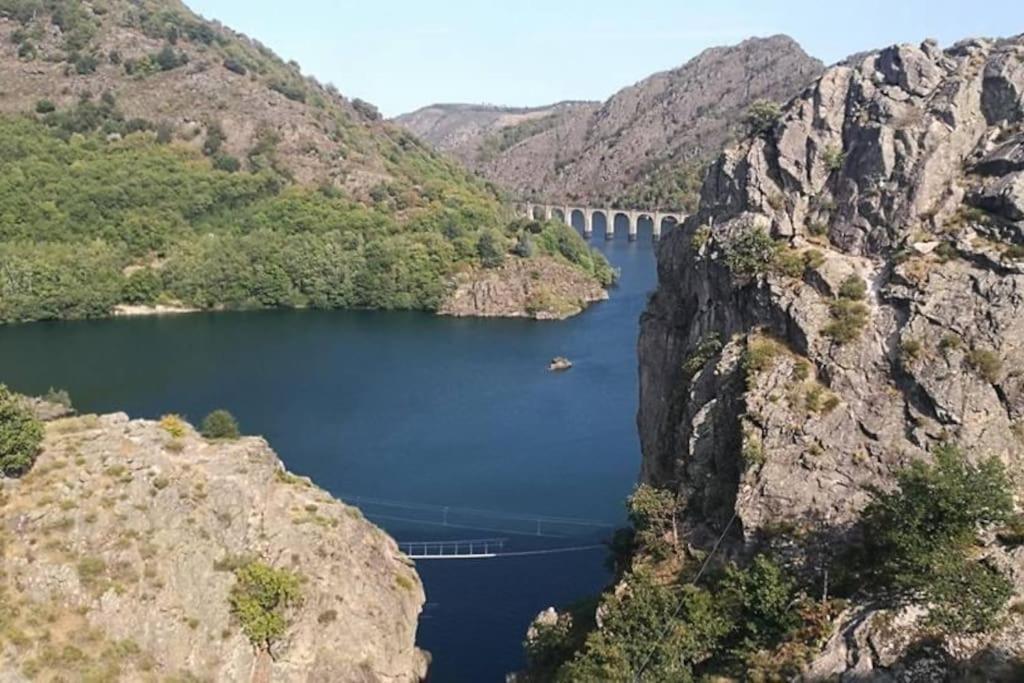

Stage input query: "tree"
[
  {"left": 0, "top": 384, "right": 44, "bottom": 476},
  {"left": 201, "top": 409, "right": 240, "bottom": 440},
  {"left": 860, "top": 443, "right": 1014, "bottom": 632},
  {"left": 745, "top": 100, "right": 782, "bottom": 137},
  {"left": 477, "top": 229, "right": 505, "bottom": 269},
  {"left": 229, "top": 561, "right": 302, "bottom": 651}
]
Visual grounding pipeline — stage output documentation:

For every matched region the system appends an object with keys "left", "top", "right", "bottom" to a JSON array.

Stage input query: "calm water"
[{"left": 0, "top": 219, "right": 658, "bottom": 681}]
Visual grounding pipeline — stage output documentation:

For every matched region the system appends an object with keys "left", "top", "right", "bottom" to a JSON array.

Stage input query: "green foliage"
[
  {"left": 0, "top": 384, "right": 44, "bottom": 476},
  {"left": 742, "top": 337, "right": 783, "bottom": 377},
  {"left": 724, "top": 228, "right": 776, "bottom": 276},
  {"left": 823, "top": 276, "right": 870, "bottom": 344},
  {"left": 477, "top": 114, "right": 559, "bottom": 162},
  {"left": 556, "top": 556, "right": 823, "bottom": 681},
  {"left": 967, "top": 348, "right": 1003, "bottom": 383},
  {"left": 201, "top": 410, "right": 240, "bottom": 440},
  {"left": 822, "top": 145, "right": 845, "bottom": 171},
  {"left": 859, "top": 443, "right": 1014, "bottom": 633},
  {"left": 476, "top": 229, "right": 506, "bottom": 269},
  {"left": 617, "top": 160, "right": 705, "bottom": 213},
  {"left": 525, "top": 220, "right": 616, "bottom": 286},
  {"left": 43, "top": 387, "right": 72, "bottom": 409},
  {"left": 745, "top": 100, "right": 782, "bottom": 137},
  {"left": 121, "top": 269, "right": 162, "bottom": 305},
  {"left": 681, "top": 334, "right": 723, "bottom": 380},
  {"left": 159, "top": 414, "right": 187, "bottom": 439},
  {"left": 627, "top": 485, "right": 677, "bottom": 560},
  {"left": 228, "top": 561, "right": 301, "bottom": 651}
]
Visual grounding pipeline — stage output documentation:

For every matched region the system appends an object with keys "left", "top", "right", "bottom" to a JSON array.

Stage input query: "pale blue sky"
[{"left": 187, "top": 0, "right": 1022, "bottom": 117}]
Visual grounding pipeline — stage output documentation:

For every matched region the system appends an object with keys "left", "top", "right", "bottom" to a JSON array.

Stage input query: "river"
[{"left": 0, "top": 220, "right": 658, "bottom": 681}]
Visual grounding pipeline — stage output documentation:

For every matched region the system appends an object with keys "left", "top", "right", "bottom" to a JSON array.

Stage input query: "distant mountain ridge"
[{"left": 397, "top": 35, "right": 824, "bottom": 211}]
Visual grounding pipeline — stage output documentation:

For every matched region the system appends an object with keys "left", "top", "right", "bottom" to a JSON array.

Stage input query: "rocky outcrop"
[
  {"left": 440, "top": 256, "right": 608, "bottom": 320},
  {"left": 398, "top": 36, "right": 823, "bottom": 210},
  {"left": 0, "top": 412, "right": 427, "bottom": 681},
  {"left": 638, "top": 34, "right": 1024, "bottom": 677}
]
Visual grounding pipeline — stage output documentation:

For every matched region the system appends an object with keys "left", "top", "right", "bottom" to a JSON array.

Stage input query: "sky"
[{"left": 186, "top": 0, "right": 1023, "bottom": 117}]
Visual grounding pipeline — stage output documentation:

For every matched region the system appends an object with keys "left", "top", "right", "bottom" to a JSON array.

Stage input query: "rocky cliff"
[
  {"left": 638, "top": 34, "right": 1024, "bottom": 677},
  {"left": 398, "top": 36, "right": 823, "bottom": 210},
  {"left": 0, "top": 411, "right": 426, "bottom": 681}
]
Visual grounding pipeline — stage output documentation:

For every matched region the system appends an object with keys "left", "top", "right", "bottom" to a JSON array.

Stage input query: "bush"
[
  {"left": 725, "top": 228, "right": 777, "bottom": 276},
  {"left": 122, "top": 269, "right": 163, "bottom": 305},
  {"left": 627, "top": 485, "right": 677, "bottom": 559},
  {"left": 476, "top": 229, "right": 505, "bottom": 268},
  {"left": 682, "top": 334, "right": 723, "bottom": 380},
  {"left": 223, "top": 57, "right": 247, "bottom": 75},
  {"left": 745, "top": 100, "right": 782, "bottom": 137},
  {"left": 823, "top": 299, "right": 869, "bottom": 343},
  {"left": 0, "top": 384, "right": 45, "bottom": 476},
  {"left": 43, "top": 387, "right": 72, "bottom": 410},
  {"left": 967, "top": 348, "right": 1002, "bottom": 383},
  {"left": 229, "top": 561, "right": 301, "bottom": 650},
  {"left": 159, "top": 414, "right": 188, "bottom": 438},
  {"left": 212, "top": 153, "right": 242, "bottom": 173},
  {"left": 743, "top": 337, "right": 783, "bottom": 377},
  {"left": 837, "top": 275, "right": 867, "bottom": 300},
  {"left": 860, "top": 443, "right": 1014, "bottom": 633},
  {"left": 201, "top": 410, "right": 240, "bottom": 440},
  {"left": 35, "top": 99, "right": 56, "bottom": 114}
]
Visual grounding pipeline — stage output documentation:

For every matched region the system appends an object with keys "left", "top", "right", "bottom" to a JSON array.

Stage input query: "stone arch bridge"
[{"left": 522, "top": 202, "right": 686, "bottom": 241}]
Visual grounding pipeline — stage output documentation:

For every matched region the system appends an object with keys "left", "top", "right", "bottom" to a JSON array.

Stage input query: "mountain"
[
  {"left": 397, "top": 35, "right": 824, "bottom": 211},
  {"left": 394, "top": 101, "right": 598, "bottom": 168},
  {"left": 520, "top": 34, "right": 1024, "bottom": 680},
  {"left": 0, "top": 0, "right": 611, "bottom": 324}
]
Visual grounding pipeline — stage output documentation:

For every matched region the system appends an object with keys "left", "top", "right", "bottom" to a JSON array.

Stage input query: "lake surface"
[{"left": 0, "top": 219, "right": 658, "bottom": 681}]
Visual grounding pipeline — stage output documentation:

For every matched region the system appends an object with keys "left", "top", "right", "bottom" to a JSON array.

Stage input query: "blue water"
[{"left": 0, "top": 220, "right": 658, "bottom": 681}]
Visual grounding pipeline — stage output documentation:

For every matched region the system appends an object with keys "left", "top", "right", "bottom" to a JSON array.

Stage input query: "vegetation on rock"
[
  {"left": 0, "top": 384, "right": 44, "bottom": 476},
  {"left": 201, "top": 410, "right": 240, "bottom": 440},
  {"left": 229, "top": 561, "right": 302, "bottom": 651}
]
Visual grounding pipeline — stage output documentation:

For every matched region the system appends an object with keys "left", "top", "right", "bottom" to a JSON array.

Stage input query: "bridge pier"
[
  {"left": 628, "top": 211, "right": 639, "bottom": 242},
  {"left": 563, "top": 206, "right": 572, "bottom": 228},
  {"left": 605, "top": 210, "right": 615, "bottom": 240},
  {"left": 653, "top": 213, "right": 662, "bottom": 241},
  {"left": 525, "top": 203, "right": 534, "bottom": 220},
  {"left": 544, "top": 205, "right": 553, "bottom": 221},
  {"left": 583, "top": 210, "right": 593, "bottom": 238}
]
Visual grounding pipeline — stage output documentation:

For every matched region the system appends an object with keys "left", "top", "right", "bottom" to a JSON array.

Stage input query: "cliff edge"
[
  {"left": 638, "top": 34, "right": 1024, "bottom": 677},
  {"left": 0, "top": 410, "right": 427, "bottom": 681}
]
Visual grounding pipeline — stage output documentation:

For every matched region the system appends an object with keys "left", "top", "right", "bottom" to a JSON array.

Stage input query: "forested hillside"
[{"left": 0, "top": 0, "right": 610, "bottom": 323}]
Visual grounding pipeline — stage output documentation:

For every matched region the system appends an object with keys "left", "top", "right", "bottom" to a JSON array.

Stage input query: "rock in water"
[
  {"left": 548, "top": 357, "right": 573, "bottom": 372},
  {"left": 638, "top": 35, "right": 1024, "bottom": 678},
  {"left": 0, "top": 412, "right": 428, "bottom": 681}
]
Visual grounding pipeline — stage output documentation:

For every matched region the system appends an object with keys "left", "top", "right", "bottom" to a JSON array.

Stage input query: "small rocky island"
[{"left": 548, "top": 356, "right": 573, "bottom": 372}]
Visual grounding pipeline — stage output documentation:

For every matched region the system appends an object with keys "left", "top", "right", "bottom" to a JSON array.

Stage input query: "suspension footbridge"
[{"left": 341, "top": 494, "right": 618, "bottom": 561}]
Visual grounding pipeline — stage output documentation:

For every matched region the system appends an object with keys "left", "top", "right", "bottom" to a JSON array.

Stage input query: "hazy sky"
[{"left": 187, "top": 0, "right": 1022, "bottom": 117}]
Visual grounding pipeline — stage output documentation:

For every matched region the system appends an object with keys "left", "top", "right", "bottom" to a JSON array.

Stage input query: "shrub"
[
  {"left": 0, "top": 384, "right": 45, "bottom": 476},
  {"left": 229, "top": 561, "right": 302, "bottom": 650},
  {"left": 43, "top": 387, "right": 72, "bottom": 410},
  {"left": 837, "top": 275, "right": 867, "bottom": 301},
  {"left": 823, "top": 299, "right": 870, "bottom": 343},
  {"left": 35, "top": 99, "right": 56, "bottom": 114},
  {"left": 822, "top": 145, "right": 845, "bottom": 171},
  {"left": 476, "top": 229, "right": 505, "bottom": 268},
  {"left": 939, "top": 334, "right": 962, "bottom": 352},
  {"left": 159, "top": 414, "right": 188, "bottom": 439},
  {"left": 155, "top": 45, "right": 188, "bottom": 71},
  {"left": 212, "top": 153, "right": 241, "bottom": 173},
  {"left": 860, "top": 443, "right": 1013, "bottom": 633},
  {"left": 627, "top": 485, "right": 677, "bottom": 559},
  {"left": 725, "top": 228, "right": 777, "bottom": 276},
  {"left": 745, "top": 100, "right": 782, "bottom": 137},
  {"left": 201, "top": 410, "right": 240, "bottom": 440},
  {"left": 967, "top": 348, "right": 1002, "bottom": 383},
  {"left": 901, "top": 338, "right": 922, "bottom": 362},
  {"left": 122, "top": 269, "right": 163, "bottom": 305},
  {"left": 743, "top": 337, "right": 783, "bottom": 377},
  {"left": 681, "top": 334, "right": 723, "bottom": 380}
]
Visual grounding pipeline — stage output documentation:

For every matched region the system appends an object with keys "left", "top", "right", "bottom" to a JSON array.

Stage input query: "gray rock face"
[
  {"left": 0, "top": 413, "right": 427, "bottom": 681},
  {"left": 638, "top": 35, "right": 1024, "bottom": 677}
]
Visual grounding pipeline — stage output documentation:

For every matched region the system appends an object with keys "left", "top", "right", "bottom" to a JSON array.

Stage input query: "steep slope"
[
  {"left": 0, "top": 407, "right": 426, "bottom": 681},
  {"left": 635, "top": 34, "right": 1024, "bottom": 677},
  {"left": 397, "top": 36, "right": 823, "bottom": 211},
  {"left": 0, "top": 0, "right": 613, "bottom": 323},
  {"left": 394, "top": 101, "right": 598, "bottom": 168}
]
